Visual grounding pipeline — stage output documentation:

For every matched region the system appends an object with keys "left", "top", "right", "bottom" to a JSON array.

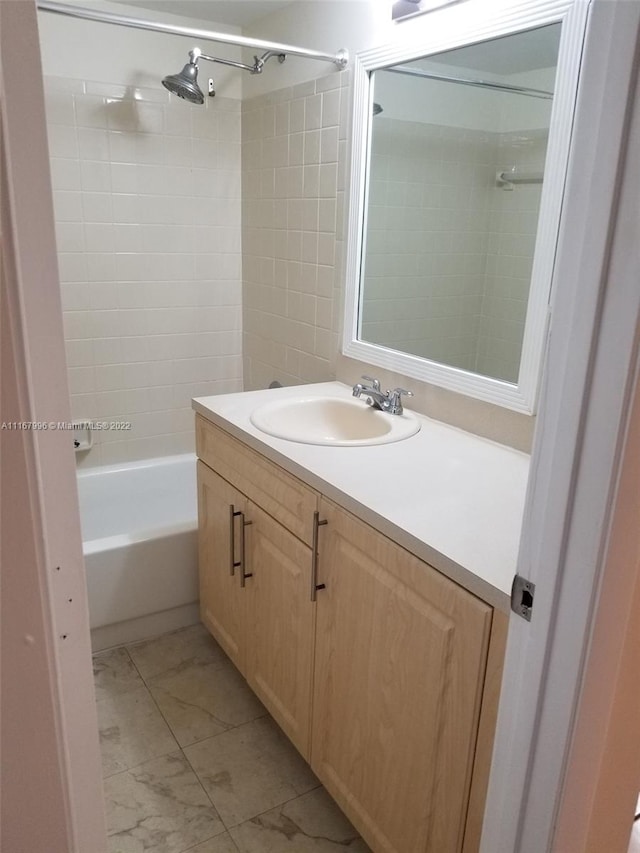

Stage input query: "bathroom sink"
[{"left": 249, "top": 396, "right": 421, "bottom": 446}]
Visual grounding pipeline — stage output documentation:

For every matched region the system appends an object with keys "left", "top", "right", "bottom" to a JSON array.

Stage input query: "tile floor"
[{"left": 94, "top": 623, "right": 371, "bottom": 853}]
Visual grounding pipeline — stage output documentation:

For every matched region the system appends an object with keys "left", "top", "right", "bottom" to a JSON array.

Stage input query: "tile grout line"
[
  {"left": 179, "top": 831, "right": 242, "bottom": 853},
  {"left": 94, "top": 629, "right": 343, "bottom": 849},
  {"left": 121, "top": 633, "right": 324, "bottom": 836},
  {"left": 222, "top": 785, "right": 325, "bottom": 835},
  {"left": 120, "top": 641, "right": 227, "bottom": 818}
]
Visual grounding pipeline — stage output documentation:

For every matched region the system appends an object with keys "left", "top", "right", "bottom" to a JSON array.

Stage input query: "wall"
[
  {"left": 244, "top": 0, "right": 539, "bottom": 448},
  {"left": 241, "top": 73, "right": 349, "bottom": 388},
  {"left": 37, "top": 0, "right": 243, "bottom": 94},
  {"left": 242, "top": 1, "right": 391, "bottom": 96},
  {"left": 41, "top": 0, "right": 542, "bottom": 458},
  {"left": 39, "top": 3, "right": 243, "bottom": 465}
]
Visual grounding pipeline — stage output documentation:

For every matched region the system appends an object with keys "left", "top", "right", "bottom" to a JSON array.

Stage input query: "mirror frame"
[{"left": 342, "top": 0, "right": 589, "bottom": 414}]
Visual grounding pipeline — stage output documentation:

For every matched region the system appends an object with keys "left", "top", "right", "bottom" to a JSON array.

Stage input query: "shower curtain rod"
[
  {"left": 37, "top": 1, "right": 349, "bottom": 69},
  {"left": 385, "top": 65, "right": 553, "bottom": 100}
]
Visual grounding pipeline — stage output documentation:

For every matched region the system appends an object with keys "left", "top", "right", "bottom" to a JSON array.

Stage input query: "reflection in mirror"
[{"left": 359, "top": 24, "right": 561, "bottom": 384}]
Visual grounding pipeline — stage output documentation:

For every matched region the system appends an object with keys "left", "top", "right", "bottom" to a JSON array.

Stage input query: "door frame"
[{"left": 481, "top": 1, "right": 640, "bottom": 850}]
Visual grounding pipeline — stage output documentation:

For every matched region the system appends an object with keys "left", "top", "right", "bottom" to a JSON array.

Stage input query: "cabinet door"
[
  {"left": 197, "top": 460, "right": 248, "bottom": 672},
  {"left": 245, "top": 501, "right": 316, "bottom": 759},
  {"left": 311, "top": 499, "right": 493, "bottom": 853}
]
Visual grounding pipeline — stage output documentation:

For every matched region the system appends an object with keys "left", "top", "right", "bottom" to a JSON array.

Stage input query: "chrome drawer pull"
[
  {"left": 311, "top": 510, "right": 328, "bottom": 602},
  {"left": 229, "top": 504, "right": 242, "bottom": 575},
  {"left": 240, "top": 513, "right": 253, "bottom": 588}
]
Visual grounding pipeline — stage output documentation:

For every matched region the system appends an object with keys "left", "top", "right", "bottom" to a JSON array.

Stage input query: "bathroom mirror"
[{"left": 343, "top": 2, "right": 588, "bottom": 413}]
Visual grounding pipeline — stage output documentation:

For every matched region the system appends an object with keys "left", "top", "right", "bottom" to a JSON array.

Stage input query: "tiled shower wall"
[
  {"left": 241, "top": 73, "right": 349, "bottom": 390},
  {"left": 361, "top": 119, "right": 546, "bottom": 384},
  {"left": 45, "top": 76, "right": 243, "bottom": 466}
]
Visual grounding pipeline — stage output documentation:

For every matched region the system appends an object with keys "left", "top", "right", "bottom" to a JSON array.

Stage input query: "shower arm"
[
  {"left": 37, "top": 1, "right": 349, "bottom": 70},
  {"left": 194, "top": 49, "right": 286, "bottom": 76}
]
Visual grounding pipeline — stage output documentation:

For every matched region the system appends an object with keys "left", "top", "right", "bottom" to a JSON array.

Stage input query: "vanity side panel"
[
  {"left": 196, "top": 414, "right": 318, "bottom": 545},
  {"left": 462, "top": 608, "right": 508, "bottom": 852},
  {"left": 311, "top": 497, "right": 492, "bottom": 853}
]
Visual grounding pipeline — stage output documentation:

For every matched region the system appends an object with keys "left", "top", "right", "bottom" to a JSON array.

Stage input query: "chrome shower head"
[{"left": 162, "top": 49, "right": 204, "bottom": 105}]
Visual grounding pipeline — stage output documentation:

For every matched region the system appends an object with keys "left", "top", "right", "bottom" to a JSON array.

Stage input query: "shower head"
[
  {"left": 163, "top": 47, "right": 287, "bottom": 106},
  {"left": 162, "top": 49, "right": 204, "bottom": 104},
  {"left": 373, "top": 102, "right": 383, "bottom": 116}
]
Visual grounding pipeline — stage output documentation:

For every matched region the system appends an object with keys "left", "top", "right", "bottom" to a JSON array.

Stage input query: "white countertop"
[{"left": 193, "top": 382, "right": 530, "bottom": 612}]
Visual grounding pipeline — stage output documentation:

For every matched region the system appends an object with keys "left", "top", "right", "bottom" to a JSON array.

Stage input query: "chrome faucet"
[{"left": 352, "top": 375, "right": 413, "bottom": 415}]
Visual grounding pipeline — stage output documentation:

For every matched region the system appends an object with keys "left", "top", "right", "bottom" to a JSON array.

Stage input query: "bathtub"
[{"left": 77, "top": 454, "right": 200, "bottom": 651}]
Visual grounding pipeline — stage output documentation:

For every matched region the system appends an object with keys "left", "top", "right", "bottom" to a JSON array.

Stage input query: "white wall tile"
[
  {"left": 304, "top": 94, "right": 322, "bottom": 130},
  {"left": 78, "top": 127, "right": 110, "bottom": 161},
  {"left": 321, "top": 89, "right": 340, "bottom": 128},
  {"left": 58, "top": 253, "right": 88, "bottom": 282},
  {"left": 53, "top": 189, "right": 83, "bottom": 222},
  {"left": 50, "top": 158, "right": 81, "bottom": 191},
  {"left": 47, "top": 124, "right": 79, "bottom": 159},
  {"left": 81, "top": 192, "right": 113, "bottom": 223},
  {"left": 84, "top": 222, "right": 114, "bottom": 252},
  {"left": 80, "top": 160, "right": 111, "bottom": 192},
  {"left": 55, "top": 222, "right": 85, "bottom": 252}
]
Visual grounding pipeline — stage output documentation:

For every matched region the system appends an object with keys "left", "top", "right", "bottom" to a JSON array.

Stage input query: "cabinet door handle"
[
  {"left": 240, "top": 513, "right": 253, "bottom": 588},
  {"left": 229, "top": 505, "right": 243, "bottom": 575},
  {"left": 311, "top": 510, "right": 328, "bottom": 602}
]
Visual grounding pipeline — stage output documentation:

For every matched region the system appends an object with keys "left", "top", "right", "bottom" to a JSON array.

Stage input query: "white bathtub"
[{"left": 77, "top": 454, "right": 199, "bottom": 651}]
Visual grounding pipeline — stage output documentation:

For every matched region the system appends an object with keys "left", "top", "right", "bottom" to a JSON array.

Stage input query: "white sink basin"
[{"left": 249, "top": 396, "right": 421, "bottom": 446}]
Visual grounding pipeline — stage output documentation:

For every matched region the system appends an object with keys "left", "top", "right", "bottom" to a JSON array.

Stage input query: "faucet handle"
[
  {"left": 361, "top": 375, "right": 381, "bottom": 392},
  {"left": 388, "top": 387, "right": 413, "bottom": 414}
]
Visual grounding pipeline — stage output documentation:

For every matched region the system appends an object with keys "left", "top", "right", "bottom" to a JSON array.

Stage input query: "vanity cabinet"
[{"left": 195, "top": 413, "right": 506, "bottom": 853}]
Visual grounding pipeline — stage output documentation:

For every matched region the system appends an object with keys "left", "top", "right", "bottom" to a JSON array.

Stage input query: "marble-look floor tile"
[
  {"left": 105, "top": 752, "right": 225, "bottom": 853},
  {"left": 127, "top": 623, "right": 227, "bottom": 681},
  {"left": 187, "top": 832, "right": 240, "bottom": 852},
  {"left": 98, "top": 683, "right": 179, "bottom": 778},
  {"left": 230, "top": 788, "right": 371, "bottom": 852},
  {"left": 184, "top": 716, "right": 319, "bottom": 828},
  {"left": 148, "top": 656, "right": 266, "bottom": 747},
  {"left": 93, "top": 647, "right": 144, "bottom": 703}
]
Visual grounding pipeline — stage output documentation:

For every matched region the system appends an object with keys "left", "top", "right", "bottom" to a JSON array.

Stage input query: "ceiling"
[{"left": 110, "top": 0, "right": 297, "bottom": 28}]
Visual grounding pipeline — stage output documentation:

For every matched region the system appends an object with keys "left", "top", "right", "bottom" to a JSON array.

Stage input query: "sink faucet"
[{"left": 352, "top": 375, "right": 413, "bottom": 416}]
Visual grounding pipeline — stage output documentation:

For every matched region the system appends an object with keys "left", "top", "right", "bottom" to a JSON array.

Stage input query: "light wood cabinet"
[
  {"left": 196, "top": 424, "right": 319, "bottom": 759},
  {"left": 245, "top": 502, "right": 316, "bottom": 757},
  {"left": 311, "top": 497, "right": 493, "bottom": 853},
  {"left": 195, "top": 415, "right": 506, "bottom": 852},
  {"left": 197, "top": 460, "right": 247, "bottom": 671}
]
